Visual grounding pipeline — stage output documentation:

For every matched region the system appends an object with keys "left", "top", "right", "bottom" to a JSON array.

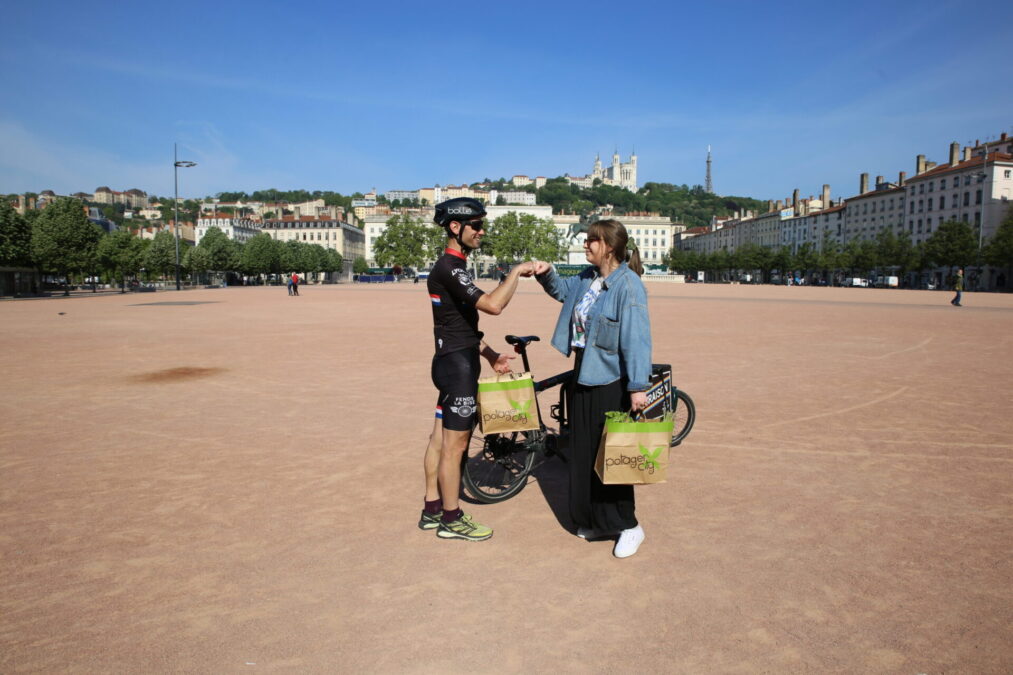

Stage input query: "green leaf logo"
[
  {"left": 638, "top": 443, "right": 664, "bottom": 469},
  {"left": 509, "top": 399, "right": 532, "bottom": 413}
]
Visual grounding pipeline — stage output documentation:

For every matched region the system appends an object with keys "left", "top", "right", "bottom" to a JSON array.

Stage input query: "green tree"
[
  {"left": 923, "top": 220, "right": 977, "bottom": 273},
  {"left": 373, "top": 214, "right": 431, "bottom": 268},
  {"left": 984, "top": 208, "right": 1013, "bottom": 275},
  {"left": 484, "top": 211, "right": 565, "bottom": 262},
  {"left": 240, "top": 233, "right": 282, "bottom": 278},
  {"left": 323, "top": 248, "right": 343, "bottom": 277},
  {"left": 0, "top": 201, "right": 32, "bottom": 266},
  {"left": 185, "top": 245, "right": 213, "bottom": 284},
  {"left": 143, "top": 230, "right": 178, "bottom": 280},
  {"left": 353, "top": 255, "right": 369, "bottom": 274},
  {"left": 300, "top": 243, "right": 325, "bottom": 276},
  {"left": 793, "top": 243, "right": 816, "bottom": 280},
  {"left": 31, "top": 198, "right": 103, "bottom": 293},
  {"left": 198, "top": 226, "right": 236, "bottom": 272},
  {"left": 97, "top": 229, "right": 145, "bottom": 290},
  {"left": 280, "top": 240, "right": 303, "bottom": 273},
  {"left": 424, "top": 224, "right": 447, "bottom": 262}
]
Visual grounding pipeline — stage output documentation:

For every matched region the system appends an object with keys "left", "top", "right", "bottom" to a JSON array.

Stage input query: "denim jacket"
[{"left": 536, "top": 262, "right": 652, "bottom": 391}]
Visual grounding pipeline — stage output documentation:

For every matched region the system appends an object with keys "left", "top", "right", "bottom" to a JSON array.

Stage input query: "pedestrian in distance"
[
  {"left": 530, "top": 219, "right": 653, "bottom": 558},
  {"left": 951, "top": 268, "right": 963, "bottom": 306},
  {"left": 419, "top": 197, "right": 536, "bottom": 542},
  {"left": 287, "top": 275, "right": 294, "bottom": 296},
  {"left": 291, "top": 273, "right": 300, "bottom": 296}
]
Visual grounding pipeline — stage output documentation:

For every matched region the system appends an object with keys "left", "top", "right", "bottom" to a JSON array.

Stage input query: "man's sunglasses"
[{"left": 461, "top": 219, "right": 485, "bottom": 229}]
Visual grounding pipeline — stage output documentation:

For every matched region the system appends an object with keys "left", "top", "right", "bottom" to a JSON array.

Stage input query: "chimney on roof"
[
  {"left": 767, "top": 200, "right": 775, "bottom": 212},
  {"left": 916, "top": 155, "right": 926, "bottom": 175},
  {"left": 860, "top": 173, "right": 869, "bottom": 194},
  {"left": 822, "top": 184, "right": 831, "bottom": 207},
  {"left": 949, "top": 142, "right": 960, "bottom": 166},
  {"left": 926, "top": 161, "right": 937, "bottom": 171},
  {"left": 792, "top": 189, "right": 799, "bottom": 210},
  {"left": 1002, "top": 132, "right": 1008, "bottom": 141},
  {"left": 875, "top": 175, "right": 883, "bottom": 188},
  {"left": 963, "top": 146, "right": 972, "bottom": 161},
  {"left": 899, "top": 171, "right": 906, "bottom": 187}
]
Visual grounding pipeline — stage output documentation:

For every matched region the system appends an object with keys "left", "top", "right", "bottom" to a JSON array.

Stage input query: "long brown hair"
[{"left": 586, "top": 219, "right": 643, "bottom": 276}]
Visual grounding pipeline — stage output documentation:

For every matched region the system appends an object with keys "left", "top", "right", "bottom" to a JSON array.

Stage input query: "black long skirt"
[{"left": 566, "top": 348, "right": 637, "bottom": 532}]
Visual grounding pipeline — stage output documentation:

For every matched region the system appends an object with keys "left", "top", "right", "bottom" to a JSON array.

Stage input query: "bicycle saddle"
[{"left": 505, "top": 335, "right": 540, "bottom": 347}]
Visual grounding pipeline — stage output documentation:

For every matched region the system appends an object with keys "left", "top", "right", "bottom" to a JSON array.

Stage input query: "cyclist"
[
  {"left": 420, "top": 197, "right": 535, "bottom": 541},
  {"left": 531, "top": 219, "right": 652, "bottom": 558}
]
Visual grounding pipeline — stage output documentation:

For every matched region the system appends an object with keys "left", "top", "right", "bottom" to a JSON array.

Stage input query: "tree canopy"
[
  {"left": 923, "top": 220, "right": 977, "bottom": 271},
  {"left": 31, "top": 198, "right": 103, "bottom": 282},
  {"left": 483, "top": 211, "right": 566, "bottom": 262},
  {"left": 97, "top": 229, "right": 146, "bottom": 287},
  {"left": 373, "top": 214, "right": 439, "bottom": 269},
  {"left": 0, "top": 201, "right": 32, "bottom": 267},
  {"left": 984, "top": 207, "right": 1013, "bottom": 271}
]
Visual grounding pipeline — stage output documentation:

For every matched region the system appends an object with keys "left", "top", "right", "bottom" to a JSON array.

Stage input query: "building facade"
[
  {"left": 261, "top": 216, "right": 365, "bottom": 278},
  {"left": 565, "top": 150, "right": 638, "bottom": 192},
  {"left": 195, "top": 214, "right": 261, "bottom": 245}
]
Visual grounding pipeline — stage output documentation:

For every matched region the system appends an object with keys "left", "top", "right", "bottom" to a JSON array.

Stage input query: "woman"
[{"left": 531, "top": 219, "right": 652, "bottom": 558}]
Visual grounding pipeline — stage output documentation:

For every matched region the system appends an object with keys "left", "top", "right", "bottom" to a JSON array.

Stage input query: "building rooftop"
[{"left": 906, "top": 151, "right": 1012, "bottom": 181}]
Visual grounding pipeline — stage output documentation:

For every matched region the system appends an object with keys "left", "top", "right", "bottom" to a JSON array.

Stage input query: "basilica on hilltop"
[{"left": 565, "top": 150, "right": 638, "bottom": 191}]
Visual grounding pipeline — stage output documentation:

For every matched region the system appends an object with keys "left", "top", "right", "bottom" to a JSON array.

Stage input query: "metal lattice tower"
[{"left": 705, "top": 145, "right": 713, "bottom": 194}]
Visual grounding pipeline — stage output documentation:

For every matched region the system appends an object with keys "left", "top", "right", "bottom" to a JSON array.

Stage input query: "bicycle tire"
[
  {"left": 671, "top": 389, "right": 696, "bottom": 446},
  {"left": 461, "top": 429, "right": 537, "bottom": 503}
]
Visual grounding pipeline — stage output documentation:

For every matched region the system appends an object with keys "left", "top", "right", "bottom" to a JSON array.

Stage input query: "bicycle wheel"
[
  {"left": 671, "top": 389, "right": 696, "bottom": 446},
  {"left": 461, "top": 429, "right": 537, "bottom": 503}
]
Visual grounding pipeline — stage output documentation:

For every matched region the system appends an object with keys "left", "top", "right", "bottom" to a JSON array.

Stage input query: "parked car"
[{"left": 842, "top": 278, "right": 869, "bottom": 287}]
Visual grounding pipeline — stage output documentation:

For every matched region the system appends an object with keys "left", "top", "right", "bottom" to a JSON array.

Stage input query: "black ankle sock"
[
  {"left": 424, "top": 499, "right": 442, "bottom": 514},
  {"left": 442, "top": 508, "right": 463, "bottom": 523}
]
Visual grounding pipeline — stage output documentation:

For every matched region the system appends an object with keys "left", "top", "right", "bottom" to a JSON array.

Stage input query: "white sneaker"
[{"left": 613, "top": 525, "right": 645, "bottom": 558}]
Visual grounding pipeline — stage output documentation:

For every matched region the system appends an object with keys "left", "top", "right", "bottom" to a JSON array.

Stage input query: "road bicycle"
[{"left": 462, "top": 334, "right": 695, "bottom": 503}]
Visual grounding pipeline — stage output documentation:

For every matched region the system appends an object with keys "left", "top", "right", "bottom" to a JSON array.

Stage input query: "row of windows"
[
  {"left": 265, "top": 221, "right": 341, "bottom": 229},
  {"left": 915, "top": 172, "right": 988, "bottom": 194},
  {"left": 911, "top": 191, "right": 983, "bottom": 212}
]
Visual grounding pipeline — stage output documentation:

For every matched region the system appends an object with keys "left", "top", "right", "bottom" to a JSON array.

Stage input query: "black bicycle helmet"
[{"left": 433, "top": 197, "right": 486, "bottom": 228}]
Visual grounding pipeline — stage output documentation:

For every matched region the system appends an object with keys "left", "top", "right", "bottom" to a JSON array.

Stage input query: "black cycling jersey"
[{"left": 428, "top": 248, "right": 485, "bottom": 356}]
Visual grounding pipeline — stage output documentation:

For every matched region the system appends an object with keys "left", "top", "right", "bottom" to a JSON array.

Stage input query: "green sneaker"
[
  {"left": 437, "top": 513, "right": 493, "bottom": 541},
  {"left": 418, "top": 509, "right": 443, "bottom": 530}
]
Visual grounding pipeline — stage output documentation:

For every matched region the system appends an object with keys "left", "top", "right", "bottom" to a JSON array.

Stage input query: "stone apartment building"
[
  {"left": 93, "top": 187, "right": 148, "bottom": 209},
  {"left": 261, "top": 216, "right": 365, "bottom": 279},
  {"left": 195, "top": 214, "right": 261, "bottom": 245},
  {"left": 675, "top": 133, "right": 1013, "bottom": 288}
]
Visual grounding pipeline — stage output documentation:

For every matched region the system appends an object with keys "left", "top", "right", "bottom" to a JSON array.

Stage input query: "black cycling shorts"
[{"left": 432, "top": 348, "right": 480, "bottom": 431}]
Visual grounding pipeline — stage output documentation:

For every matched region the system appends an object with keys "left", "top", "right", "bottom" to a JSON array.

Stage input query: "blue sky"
[{"left": 2, "top": 0, "right": 1011, "bottom": 203}]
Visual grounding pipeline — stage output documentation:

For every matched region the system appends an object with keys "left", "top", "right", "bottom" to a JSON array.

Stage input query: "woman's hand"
[
  {"left": 531, "top": 261, "right": 551, "bottom": 276},
  {"left": 515, "top": 262, "right": 536, "bottom": 277},
  {"left": 630, "top": 391, "right": 648, "bottom": 413}
]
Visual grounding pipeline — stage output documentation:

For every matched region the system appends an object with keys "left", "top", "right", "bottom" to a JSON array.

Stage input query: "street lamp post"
[
  {"left": 973, "top": 149, "right": 991, "bottom": 290},
  {"left": 173, "top": 143, "right": 197, "bottom": 291}
]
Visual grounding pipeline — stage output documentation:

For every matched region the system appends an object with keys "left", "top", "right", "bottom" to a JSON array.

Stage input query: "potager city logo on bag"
[
  {"left": 595, "top": 412, "right": 674, "bottom": 485},
  {"left": 477, "top": 372, "right": 540, "bottom": 434}
]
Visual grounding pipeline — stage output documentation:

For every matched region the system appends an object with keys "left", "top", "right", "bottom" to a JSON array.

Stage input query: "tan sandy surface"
[{"left": 1, "top": 282, "right": 1012, "bottom": 673}]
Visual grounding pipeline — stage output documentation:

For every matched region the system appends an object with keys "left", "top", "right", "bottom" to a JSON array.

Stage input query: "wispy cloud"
[{"left": 0, "top": 118, "right": 286, "bottom": 197}]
